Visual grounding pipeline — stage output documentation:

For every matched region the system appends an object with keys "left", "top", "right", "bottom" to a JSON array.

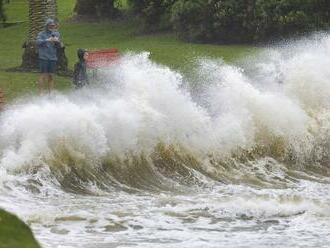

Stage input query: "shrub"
[
  {"left": 0, "top": 0, "right": 6, "bottom": 24},
  {"left": 254, "top": 0, "right": 330, "bottom": 40},
  {"left": 170, "top": 0, "right": 330, "bottom": 43},
  {"left": 171, "top": 0, "right": 212, "bottom": 42},
  {"left": 128, "top": 0, "right": 177, "bottom": 32},
  {"left": 74, "top": 0, "right": 119, "bottom": 19}
]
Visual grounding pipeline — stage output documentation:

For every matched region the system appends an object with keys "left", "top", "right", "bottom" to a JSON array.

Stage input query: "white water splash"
[{"left": 1, "top": 34, "right": 330, "bottom": 248}]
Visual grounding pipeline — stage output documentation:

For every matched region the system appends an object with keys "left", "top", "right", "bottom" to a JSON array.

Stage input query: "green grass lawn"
[
  {"left": 0, "top": 209, "right": 41, "bottom": 248},
  {"left": 0, "top": 0, "right": 255, "bottom": 101}
]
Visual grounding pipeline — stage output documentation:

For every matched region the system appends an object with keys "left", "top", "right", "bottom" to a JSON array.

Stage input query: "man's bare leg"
[
  {"left": 38, "top": 73, "right": 48, "bottom": 95},
  {"left": 48, "top": 74, "right": 54, "bottom": 94}
]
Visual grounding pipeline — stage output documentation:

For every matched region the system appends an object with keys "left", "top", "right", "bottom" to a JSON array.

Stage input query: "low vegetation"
[
  {"left": 127, "top": 0, "right": 330, "bottom": 43},
  {"left": 0, "top": 209, "right": 40, "bottom": 248}
]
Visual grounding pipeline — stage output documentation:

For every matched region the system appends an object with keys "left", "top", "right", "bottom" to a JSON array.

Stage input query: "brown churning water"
[{"left": 1, "top": 34, "right": 330, "bottom": 248}]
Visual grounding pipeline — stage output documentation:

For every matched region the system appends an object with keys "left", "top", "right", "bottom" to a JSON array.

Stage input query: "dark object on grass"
[{"left": 0, "top": 0, "right": 6, "bottom": 25}]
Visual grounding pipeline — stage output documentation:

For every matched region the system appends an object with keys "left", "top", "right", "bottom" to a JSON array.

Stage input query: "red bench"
[{"left": 85, "top": 48, "right": 120, "bottom": 69}]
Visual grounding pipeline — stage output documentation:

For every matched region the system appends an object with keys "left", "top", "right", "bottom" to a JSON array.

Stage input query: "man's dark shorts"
[{"left": 39, "top": 59, "right": 57, "bottom": 74}]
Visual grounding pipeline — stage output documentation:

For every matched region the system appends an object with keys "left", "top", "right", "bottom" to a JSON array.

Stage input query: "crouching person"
[
  {"left": 36, "top": 18, "right": 61, "bottom": 95},
  {"left": 73, "top": 48, "right": 89, "bottom": 89}
]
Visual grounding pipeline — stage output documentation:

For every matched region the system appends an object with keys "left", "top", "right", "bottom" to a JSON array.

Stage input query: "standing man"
[{"left": 36, "top": 18, "right": 61, "bottom": 94}]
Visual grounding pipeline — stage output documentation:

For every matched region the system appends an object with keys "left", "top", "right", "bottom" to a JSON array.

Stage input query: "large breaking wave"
[{"left": 1, "top": 34, "right": 330, "bottom": 193}]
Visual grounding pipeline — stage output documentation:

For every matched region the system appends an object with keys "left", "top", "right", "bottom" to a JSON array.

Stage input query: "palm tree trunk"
[{"left": 21, "top": 0, "right": 68, "bottom": 73}]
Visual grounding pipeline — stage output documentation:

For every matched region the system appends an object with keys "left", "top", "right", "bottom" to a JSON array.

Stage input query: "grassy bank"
[
  {"left": 0, "top": 209, "right": 40, "bottom": 248},
  {"left": 0, "top": 0, "right": 254, "bottom": 101}
]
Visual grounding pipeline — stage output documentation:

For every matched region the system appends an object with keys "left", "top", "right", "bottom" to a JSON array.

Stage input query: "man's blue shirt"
[{"left": 36, "top": 30, "right": 60, "bottom": 61}]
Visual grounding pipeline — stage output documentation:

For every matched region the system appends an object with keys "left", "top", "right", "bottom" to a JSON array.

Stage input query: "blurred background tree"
[
  {"left": 0, "top": 0, "right": 7, "bottom": 25},
  {"left": 170, "top": 0, "right": 330, "bottom": 43},
  {"left": 127, "top": 0, "right": 176, "bottom": 32},
  {"left": 74, "top": 0, "right": 119, "bottom": 19}
]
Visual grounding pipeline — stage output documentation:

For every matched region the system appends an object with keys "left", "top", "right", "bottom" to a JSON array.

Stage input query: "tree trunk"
[{"left": 21, "top": 0, "right": 68, "bottom": 73}]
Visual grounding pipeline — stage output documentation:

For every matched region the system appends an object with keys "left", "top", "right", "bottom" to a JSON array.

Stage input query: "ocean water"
[{"left": 1, "top": 34, "right": 330, "bottom": 248}]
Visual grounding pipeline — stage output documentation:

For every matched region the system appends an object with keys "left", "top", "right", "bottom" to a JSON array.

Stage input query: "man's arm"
[
  {"left": 53, "top": 31, "right": 60, "bottom": 39},
  {"left": 52, "top": 32, "right": 62, "bottom": 47},
  {"left": 36, "top": 32, "right": 48, "bottom": 47}
]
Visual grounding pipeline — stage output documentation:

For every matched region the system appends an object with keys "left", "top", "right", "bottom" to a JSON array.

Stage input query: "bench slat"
[{"left": 85, "top": 48, "right": 120, "bottom": 69}]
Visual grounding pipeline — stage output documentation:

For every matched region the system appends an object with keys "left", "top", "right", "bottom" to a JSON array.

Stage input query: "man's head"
[{"left": 45, "top": 18, "right": 57, "bottom": 32}]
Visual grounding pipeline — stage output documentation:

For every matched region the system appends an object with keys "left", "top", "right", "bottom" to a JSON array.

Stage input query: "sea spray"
[{"left": 1, "top": 35, "right": 330, "bottom": 248}]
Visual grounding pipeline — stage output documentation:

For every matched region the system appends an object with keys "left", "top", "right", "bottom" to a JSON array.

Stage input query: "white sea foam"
[
  {"left": 1, "top": 34, "right": 330, "bottom": 248},
  {"left": 0, "top": 43, "right": 325, "bottom": 172}
]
